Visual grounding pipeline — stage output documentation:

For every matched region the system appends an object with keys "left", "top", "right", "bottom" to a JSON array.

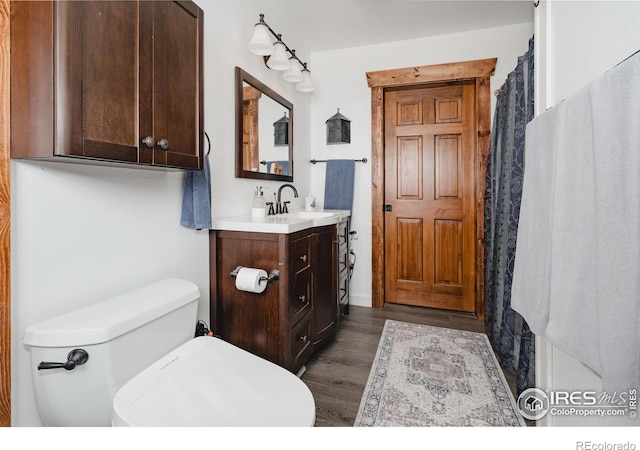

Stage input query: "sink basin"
[
  {"left": 282, "top": 211, "right": 341, "bottom": 227},
  {"left": 211, "top": 210, "right": 350, "bottom": 234},
  {"left": 285, "top": 211, "right": 336, "bottom": 219}
]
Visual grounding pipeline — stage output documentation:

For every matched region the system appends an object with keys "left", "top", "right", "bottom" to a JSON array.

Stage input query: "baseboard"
[{"left": 348, "top": 293, "right": 371, "bottom": 308}]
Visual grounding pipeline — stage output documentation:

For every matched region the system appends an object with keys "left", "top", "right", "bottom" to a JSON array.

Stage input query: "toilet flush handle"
[{"left": 38, "top": 349, "right": 89, "bottom": 371}]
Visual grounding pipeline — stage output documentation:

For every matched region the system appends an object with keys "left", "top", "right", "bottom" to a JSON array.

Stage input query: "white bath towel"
[
  {"left": 586, "top": 54, "right": 640, "bottom": 393},
  {"left": 513, "top": 51, "right": 640, "bottom": 393},
  {"left": 511, "top": 102, "right": 562, "bottom": 335},
  {"left": 544, "top": 86, "right": 603, "bottom": 378}
]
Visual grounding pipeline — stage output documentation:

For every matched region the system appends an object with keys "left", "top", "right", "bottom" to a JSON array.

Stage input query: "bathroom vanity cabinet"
[
  {"left": 11, "top": 1, "right": 204, "bottom": 170},
  {"left": 210, "top": 222, "right": 344, "bottom": 374}
]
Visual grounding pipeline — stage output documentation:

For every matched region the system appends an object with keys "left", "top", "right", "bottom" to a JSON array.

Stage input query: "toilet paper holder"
[{"left": 230, "top": 266, "right": 280, "bottom": 284}]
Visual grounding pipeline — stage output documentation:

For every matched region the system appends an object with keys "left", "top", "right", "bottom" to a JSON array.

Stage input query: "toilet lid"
[{"left": 112, "top": 336, "right": 315, "bottom": 427}]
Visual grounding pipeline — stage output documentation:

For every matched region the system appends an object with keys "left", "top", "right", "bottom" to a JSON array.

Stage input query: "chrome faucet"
[{"left": 275, "top": 183, "right": 298, "bottom": 214}]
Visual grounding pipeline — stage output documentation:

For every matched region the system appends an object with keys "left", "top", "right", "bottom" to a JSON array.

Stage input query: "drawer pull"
[
  {"left": 299, "top": 254, "right": 307, "bottom": 263},
  {"left": 298, "top": 294, "right": 306, "bottom": 303}
]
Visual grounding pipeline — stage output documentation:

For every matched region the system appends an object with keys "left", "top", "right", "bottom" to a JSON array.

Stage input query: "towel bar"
[{"left": 310, "top": 158, "right": 367, "bottom": 164}]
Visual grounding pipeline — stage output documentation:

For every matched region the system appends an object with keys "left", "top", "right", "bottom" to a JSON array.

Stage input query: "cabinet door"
[
  {"left": 312, "top": 226, "right": 338, "bottom": 347},
  {"left": 55, "top": 1, "right": 140, "bottom": 162},
  {"left": 147, "top": 1, "right": 203, "bottom": 169},
  {"left": 11, "top": 1, "right": 202, "bottom": 169}
]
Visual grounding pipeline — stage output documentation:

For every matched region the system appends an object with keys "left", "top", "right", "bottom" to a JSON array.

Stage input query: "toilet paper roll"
[{"left": 235, "top": 267, "right": 268, "bottom": 293}]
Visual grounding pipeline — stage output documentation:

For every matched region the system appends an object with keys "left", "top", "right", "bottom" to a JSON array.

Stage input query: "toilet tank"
[{"left": 23, "top": 278, "right": 200, "bottom": 426}]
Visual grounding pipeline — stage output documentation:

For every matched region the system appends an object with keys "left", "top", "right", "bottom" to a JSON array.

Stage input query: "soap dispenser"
[
  {"left": 252, "top": 186, "right": 267, "bottom": 217},
  {"left": 305, "top": 193, "right": 316, "bottom": 212}
]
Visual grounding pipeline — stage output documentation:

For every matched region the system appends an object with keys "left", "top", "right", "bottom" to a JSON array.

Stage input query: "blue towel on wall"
[
  {"left": 324, "top": 159, "right": 355, "bottom": 211},
  {"left": 180, "top": 156, "right": 212, "bottom": 230}
]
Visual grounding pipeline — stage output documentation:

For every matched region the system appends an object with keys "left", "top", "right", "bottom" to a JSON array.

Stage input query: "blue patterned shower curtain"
[{"left": 484, "top": 38, "right": 535, "bottom": 394}]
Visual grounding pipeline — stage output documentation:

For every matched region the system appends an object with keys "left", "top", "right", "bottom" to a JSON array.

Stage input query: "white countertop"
[{"left": 211, "top": 209, "right": 351, "bottom": 234}]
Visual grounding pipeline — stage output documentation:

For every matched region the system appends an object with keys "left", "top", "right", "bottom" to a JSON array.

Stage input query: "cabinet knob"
[
  {"left": 142, "top": 136, "right": 155, "bottom": 148},
  {"left": 298, "top": 294, "right": 306, "bottom": 303},
  {"left": 297, "top": 335, "right": 308, "bottom": 343},
  {"left": 157, "top": 139, "right": 170, "bottom": 150},
  {"left": 299, "top": 254, "right": 307, "bottom": 263}
]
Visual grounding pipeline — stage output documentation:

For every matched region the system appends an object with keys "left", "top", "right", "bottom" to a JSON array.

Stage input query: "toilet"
[{"left": 23, "top": 278, "right": 316, "bottom": 427}]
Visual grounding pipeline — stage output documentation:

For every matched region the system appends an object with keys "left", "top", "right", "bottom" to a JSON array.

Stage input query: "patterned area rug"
[{"left": 354, "top": 320, "right": 525, "bottom": 426}]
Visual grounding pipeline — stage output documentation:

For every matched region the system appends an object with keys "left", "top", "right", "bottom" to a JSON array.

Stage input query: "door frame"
[
  {"left": 367, "top": 58, "right": 496, "bottom": 319},
  {"left": 1, "top": 0, "right": 10, "bottom": 427}
]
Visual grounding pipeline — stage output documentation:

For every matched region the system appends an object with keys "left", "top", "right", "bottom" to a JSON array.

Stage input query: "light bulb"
[
  {"left": 248, "top": 22, "right": 273, "bottom": 56},
  {"left": 267, "top": 38, "right": 290, "bottom": 71}
]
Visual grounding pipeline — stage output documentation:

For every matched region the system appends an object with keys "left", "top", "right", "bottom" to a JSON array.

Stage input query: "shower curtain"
[{"left": 484, "top": 37, "right": 535, "bottom": 394}]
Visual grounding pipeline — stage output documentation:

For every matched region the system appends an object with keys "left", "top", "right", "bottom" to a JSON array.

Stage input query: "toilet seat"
[{"left": 112, "top": 336, "right": 316, "bottom": 427}]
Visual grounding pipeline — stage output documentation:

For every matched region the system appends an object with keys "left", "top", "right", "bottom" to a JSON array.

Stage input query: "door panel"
[
  {"left": 397, "top": 136, "right": 423, "bottom": 199},
  {"left": 434, "top": 219, "right": 463, "bottom": 285},
  {"left": 435, "top": 135, "right": 461, "bottom": 199},
  {"left": 397, "top": 218, "right": 423, "bottom": 282},
  {"left": 384, "top": 83, "right": 476, "bottom": 312}
]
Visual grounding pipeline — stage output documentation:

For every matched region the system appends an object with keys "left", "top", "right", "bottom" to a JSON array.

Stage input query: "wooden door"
[
  {"left": 242, "top": 86, "right": 261, "bottom": 171},
  {"left": 149, "top": 1, "right": 203, "bottom": 170},
  {"left": 384, "top": 82, "right": 477, "bottom": 312}
]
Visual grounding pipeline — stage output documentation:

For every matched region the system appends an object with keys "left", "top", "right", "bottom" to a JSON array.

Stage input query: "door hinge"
[{"left": 383, "top": 204, "right": 392, "bottom": 212}]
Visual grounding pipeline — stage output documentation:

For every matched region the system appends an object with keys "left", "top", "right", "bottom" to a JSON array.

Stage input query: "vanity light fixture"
[{"left": 248, "top": 14, "right": 314, "bottom": 92}]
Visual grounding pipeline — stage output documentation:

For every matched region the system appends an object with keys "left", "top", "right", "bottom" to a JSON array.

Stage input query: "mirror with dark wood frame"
[{"left": 235, "top": 67, "right": 293, "bottom": 181}]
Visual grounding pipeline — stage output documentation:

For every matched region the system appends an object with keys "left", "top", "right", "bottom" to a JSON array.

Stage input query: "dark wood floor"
[{"left": 301, "top": 303, "right": 518, "bottom": 427}]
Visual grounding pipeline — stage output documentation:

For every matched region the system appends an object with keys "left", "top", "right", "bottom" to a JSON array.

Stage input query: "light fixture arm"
[{"left": 256, "top": 14, "right": 309, "bottom": 73}]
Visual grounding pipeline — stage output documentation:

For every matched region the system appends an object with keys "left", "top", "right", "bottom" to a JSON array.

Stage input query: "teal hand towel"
[
  {"left": 180, "top": 156, "right": 212, "bottom": 230},
  {"left": 324, "top": 159, "right": 354, "bottom": 211}
]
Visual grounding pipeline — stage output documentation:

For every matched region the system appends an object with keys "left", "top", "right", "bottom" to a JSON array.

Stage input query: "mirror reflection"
[{"left": 236, "top": 67, "right": 293, "bottom": 181}]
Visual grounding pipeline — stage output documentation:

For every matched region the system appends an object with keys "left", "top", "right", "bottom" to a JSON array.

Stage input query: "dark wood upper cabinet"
[{"left": 11, "top": 1, "right": 204, "bottom": 170}]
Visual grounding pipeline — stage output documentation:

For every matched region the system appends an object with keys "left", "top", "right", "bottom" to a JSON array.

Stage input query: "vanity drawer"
[
  {"left": 290, "top": 314, "right": 313, "bottom": 372},
  {"left": 291, "top": 268, "right": 311, "bottom": 324},
  {"left": 291, "top": 235, "right": 311, "bottom": 274}
]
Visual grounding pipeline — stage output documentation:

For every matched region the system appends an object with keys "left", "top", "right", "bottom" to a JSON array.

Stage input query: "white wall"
[
  {"left": 10, "top": 162, "right": 210, "bottom": 426},
  {"left": 309, "top": 22, "right": 534, "bottom": 307},
  {"left": 202, "top": 1, "right": 312, "bottom": 216},
  {"left": 534, "top": 0, "right": 640, "bottom": 427}
]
